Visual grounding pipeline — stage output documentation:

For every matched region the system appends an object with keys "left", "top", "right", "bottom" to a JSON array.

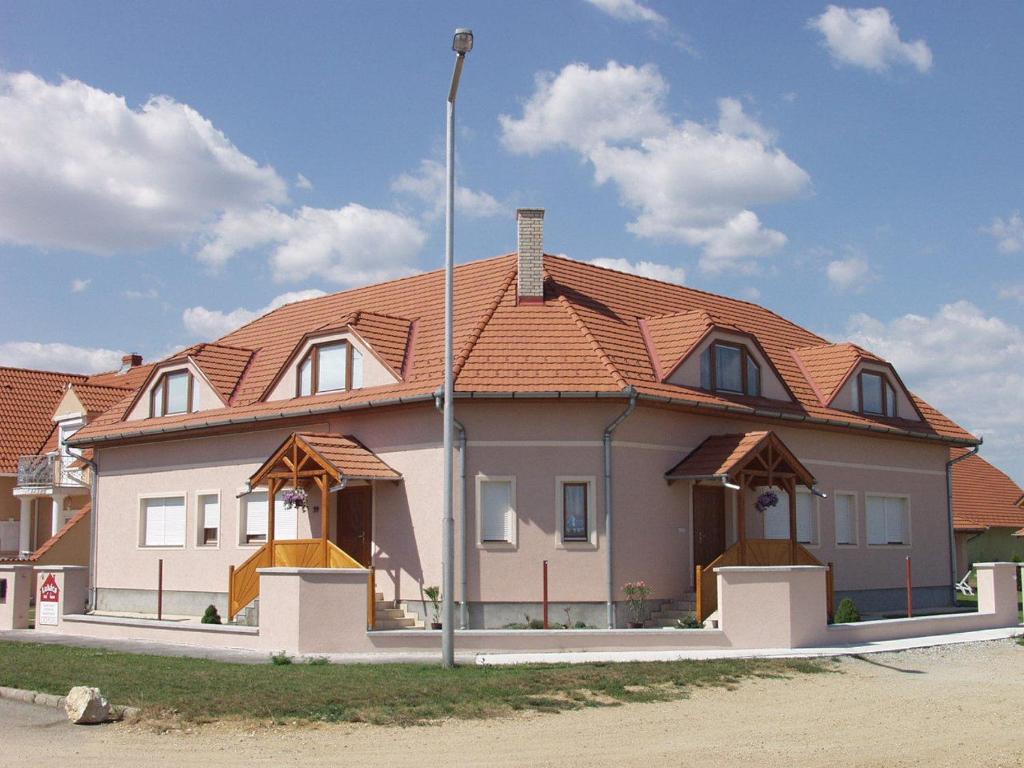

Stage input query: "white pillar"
[
  {"left": 18, "top": 496, "right": 33, "bottom": 556},
  {"left": 50, "top": 493, "right": 65, "bottom": 537}
]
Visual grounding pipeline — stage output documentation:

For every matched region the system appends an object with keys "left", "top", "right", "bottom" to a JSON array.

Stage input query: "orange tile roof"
[
  {"left": 28, "top": 503, "right": 90, "bottom": 561},
  {"left": 951, "top": 450, "right": 1024, "bottom": 532},
  {"left": 664, "top": 430, "right": 816, "bottom": 488},
  {"left": 71, "top": 382, "right": 135, "bottom": 415},
  {"left": 298, "top": 433, "right": 402, "bottom": 480},
  {"left": 640, "top": 310, "right": 716, "bottom": 381},
  {"left": 0, "top": 367, "right": 88, "bottom": 472},
  {"left": 791, "top": 342, "right": 884, "bottom": 405},
  {"left": 71, "top": 253, "right": 977, "bottom": 448}
]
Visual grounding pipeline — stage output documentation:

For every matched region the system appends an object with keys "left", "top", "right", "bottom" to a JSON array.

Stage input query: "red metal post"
[
  {"left": 543, "top": 560, "right": 549, "bottom": 629},
  {"left": 906, "top": 556, "right": 913, "bottom": 618},
  {"left": 157, "top": 558, "right": 164, "bottom": 621}
]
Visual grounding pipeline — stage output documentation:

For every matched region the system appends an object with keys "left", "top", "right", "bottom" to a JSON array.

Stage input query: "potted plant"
[
  {"left": 755, "top": 489, "right": 779, "bottom": 513},
  {"left": 282, "top": 487, "right": 308, "bottom": 511},
  {"left": 622, "top": 580, "right": 651, "bottom": 628},
  {"left": 424, "top": 585, "right": 442, "bottom": 629}
]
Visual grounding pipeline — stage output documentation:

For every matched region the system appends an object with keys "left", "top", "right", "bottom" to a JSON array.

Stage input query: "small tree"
[
  {"left": 202, "top": 604, "right": 222, "bottom": 624},
  {"left": 833, "top": 597, "right": 860, "bottom": 624},
  {"left": 423, "top": 585, "right": 442, "bottom": 627},
  {"left": 622, "top": 581, "right": 652, "bottom": 626}
]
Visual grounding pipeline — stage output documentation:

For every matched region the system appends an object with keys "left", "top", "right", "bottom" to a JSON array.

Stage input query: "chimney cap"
[
  {"left": 121, "top": 353, "right": 143, "bottom": 369},
  {"left": 516, "top": 207, "right": 545, "bottom": 216}
]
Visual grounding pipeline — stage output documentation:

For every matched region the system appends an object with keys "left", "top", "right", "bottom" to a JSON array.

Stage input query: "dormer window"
[
  {"left": 297, "top": 341, "right": 364, "bottom": 397},
  {"left": 858, "top": 371, "right": 897, "bottom": 417},
  {"left": 150, "top": 370, "right": 193, "bottom": 417},
  {"left": 700, "top": 342, "right": 761, "bottom": 397}
]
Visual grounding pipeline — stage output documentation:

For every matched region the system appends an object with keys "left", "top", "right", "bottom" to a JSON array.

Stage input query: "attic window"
[
  {"left": 150, "top": 370, "right": 193, "bottom": 417},
  {"left": 858, "top": 371, "right": 897, "bottom": 417},
  {"left": 700, "top": 342, "right": 761, "bottom": 397},
  {"left": 297, "top": 340, "right": 364, "bottom": 397}
]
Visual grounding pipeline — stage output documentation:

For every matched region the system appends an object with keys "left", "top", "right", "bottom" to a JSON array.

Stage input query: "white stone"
[{"left": 64, "top": 686, "right": 111, "bottom": 724}]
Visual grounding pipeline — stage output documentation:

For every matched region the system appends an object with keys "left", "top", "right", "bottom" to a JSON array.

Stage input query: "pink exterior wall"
[{"left": 0, "top": 564, "right": 33, "bottom": 630}]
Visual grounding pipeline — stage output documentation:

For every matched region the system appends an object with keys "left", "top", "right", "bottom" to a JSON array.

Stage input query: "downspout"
[
  {"left": 436, "top": 395, "right": 469, "bottom": 629},
  {"left": 946, "top": 440, "right": 981, "bottom": 603},
  {"left": 604, "top": 386, "right": 637, "bottom": 628},
  {"left": 65, "top": 444, "right": 98, "bottom": 612}
]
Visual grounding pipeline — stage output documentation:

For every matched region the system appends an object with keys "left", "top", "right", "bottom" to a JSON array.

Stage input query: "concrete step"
[
  {"left": 375, "top": 617, "right": 424, "bottom": 630},
  {"left": 375, "top": 607, "right": 408, "bottom": 620},
  {"left": 375, "top": 591, "right": 384, "bottom": 602},
  {"left": 650, "top": 609, "right": 695, "bottom": 620}
]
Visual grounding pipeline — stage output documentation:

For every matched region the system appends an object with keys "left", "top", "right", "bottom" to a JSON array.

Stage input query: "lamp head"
[{"left": 452, "top": 28, "right": 474, "bottom": 54}]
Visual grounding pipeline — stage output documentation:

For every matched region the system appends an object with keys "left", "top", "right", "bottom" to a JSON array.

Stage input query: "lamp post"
[{"left": 442, "top": 27, "right": 472, "bottom": 669}]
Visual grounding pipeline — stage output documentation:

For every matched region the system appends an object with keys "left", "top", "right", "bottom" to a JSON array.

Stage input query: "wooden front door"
[
  {"left": 336, "top": 486, "right": 372, "bottom": 567},
  {"left": 692, "top": 485, "right": 726, "bottom": 569}
]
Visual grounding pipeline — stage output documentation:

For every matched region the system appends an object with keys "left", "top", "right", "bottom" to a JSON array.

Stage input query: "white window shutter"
[
  {"left": 164, "top": 498, "right": 186, "bottom": 546},
  {"left": 274, "top": 493, "right": 298, "bottom": 540},
  {"left": 835, "top": 494, "right": 855, "bottom": 544},
  {"left": 866, "top": 496, "right": 886, "bottom": 545},
  {"left": 201, "top": 496, "right": 220, "bottom": 530},
  {"left": 885, "top": 498, "right": 907, "bottom": 544},
  {"left": 246, "top": 493, "right": 268, "bottom": 537},
  {"left": 796, "top": 492, "right": 815, "bottom": 544},
  {"left": 144, "top": 500, "right": 164, "bottom": 546},
  {"left": 480, "top": 481, "right": 512, "bottom": 543},
  {"left": 762, "top": 486, "right": 790, "bottom": 539}
]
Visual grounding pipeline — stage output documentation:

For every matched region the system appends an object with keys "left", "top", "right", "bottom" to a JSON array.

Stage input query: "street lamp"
[{"left": 442, "top": 26, "right": 472, "bottom": 669}]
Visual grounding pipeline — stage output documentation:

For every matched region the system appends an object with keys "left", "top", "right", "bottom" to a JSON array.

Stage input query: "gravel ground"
[{"left": 3, "top": 639, "right": 1023, "bottom": 767}]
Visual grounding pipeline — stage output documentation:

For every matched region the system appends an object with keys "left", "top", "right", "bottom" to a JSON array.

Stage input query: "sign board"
[{"left": 38, "top": 573, "right": 60, "bottom": 626}]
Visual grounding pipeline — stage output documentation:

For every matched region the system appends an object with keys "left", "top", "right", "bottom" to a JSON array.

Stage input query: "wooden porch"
[
  {"left": 666, "top": 430, "right": 835, "bottom": 623},
  {"left": 227, "top": 432, "right": 400, "bottom": 621}
]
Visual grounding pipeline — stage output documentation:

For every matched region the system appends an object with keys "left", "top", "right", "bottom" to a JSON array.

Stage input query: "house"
[
  {"left": 0, "top": 358, "right": 150, "bottom": 564},
  {"left": 951, "top": 449, "right": 1024, "bottom": 580},
  {"left": 66, "top": 209, "right": 977, "bottom": 628}
]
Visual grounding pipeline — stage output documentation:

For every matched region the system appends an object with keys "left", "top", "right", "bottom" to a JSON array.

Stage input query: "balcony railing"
[{"left": 16, "top": 453, "right": 89, "bottom": 489}]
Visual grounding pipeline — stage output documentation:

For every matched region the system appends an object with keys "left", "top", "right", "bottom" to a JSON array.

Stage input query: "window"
[
  {"left": 759, "top": 487, "right": 816, "bottom": 544},
  {"left": 557, "top": 478, "right": 597, "bottom": 547},
  {"left": 866, "top": 495, "right": 909, "bottom": 545},
  {"left": 296, "top": 341, "right": 365, "bottom": 396},
  {"left": 141, "top": 496, "right": 186, "bottom": 547},
  {"left": 197, "top": 493, "right": 220, "bottom": 546},
  {"left": 240, "top": 491, "right": 292, "bottom": 545},
  {"left": 835, "top": 493, "right": 857, "bottom": 546},
  {"left": 477, "top": 477, "right": 515, "bottom": 546},
  {"left": 150, "top": 370, "right": 193, "bottom": 417},
  {"left": 1, "top": 578, "right": 7, "bottom": 604},
  {"left": 700, "top": 342, "right": 762, "bottom": 397},
  {"left": 857, "top": 371, "right": 897, "bottom": 417}
]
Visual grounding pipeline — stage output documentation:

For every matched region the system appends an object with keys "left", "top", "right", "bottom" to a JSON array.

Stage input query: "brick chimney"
[
  {"left": 516, "top": 208, "right": 545, "bottom": 304},
  {"left": 121, "top": 353, "right": 143, "bottom": 369}
]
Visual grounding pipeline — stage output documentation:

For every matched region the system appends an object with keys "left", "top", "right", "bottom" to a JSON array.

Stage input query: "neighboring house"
[
  {"left": 68, "top": 209, "right": 978, "bottom": 626},
  {"left": 0, "top": 358, "right": 150, "bottom": 563},
  {"left": 951, "top": 449, "right": 1024, "bottom": 579}
]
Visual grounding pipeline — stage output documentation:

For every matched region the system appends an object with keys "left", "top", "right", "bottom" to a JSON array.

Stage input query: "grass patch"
[{"left": 0, "top": 640, "right": 829, "bottom": 726}]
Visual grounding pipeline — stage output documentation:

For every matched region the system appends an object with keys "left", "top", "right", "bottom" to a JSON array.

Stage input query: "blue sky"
[{"left": 0, "top": 1, "right": 1021, "bottom": 481}]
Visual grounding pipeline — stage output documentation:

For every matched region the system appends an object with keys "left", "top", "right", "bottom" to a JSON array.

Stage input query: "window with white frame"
[
  {"left": 759, "top": 487, "right": 816, "bottom": 544},
  {"left": 556, "top": 477, "right": 597, "bottom": 547},
  {"left": 834, "top": 493, "right": 857, "bottom": 545},
  {"left": 239, "top": 491, "right": 293, "bottom": 545},
  {"left": 866, "top": 495, "right": 909, "bottom": 545},
  {"left": 197, "top": 493, "right": 220, "bottom": 546},
  {"left": 141, "top": 496, "right": 186, "bottom": 547},
  {"left": 296, "top": 341, "right": 365, "bottom": 397},
  {"left": 477, "top": 477, "right": 515, "bottom": 546}
]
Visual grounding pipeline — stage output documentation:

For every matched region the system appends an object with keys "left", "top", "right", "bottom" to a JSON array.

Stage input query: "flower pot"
[
  {"left": 627, "top": 621, "right": 644, "bottom": 629},
  {"left": 431, "top": 622, "right": 442, "bottom": 630}
]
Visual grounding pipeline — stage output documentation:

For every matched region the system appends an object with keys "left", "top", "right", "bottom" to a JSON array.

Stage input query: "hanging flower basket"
[
  {"left": 755, "top": 490, "right": 779, "bottom": 513},
  {"left": 282, "top": 487, "right": 308, "bottom": 510}
]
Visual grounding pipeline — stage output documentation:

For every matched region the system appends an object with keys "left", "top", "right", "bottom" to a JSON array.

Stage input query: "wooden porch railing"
[
  {"left": 228, "top": 538, "right": 364, "bottom": 620},
  {"left": 695, "top": 539, "right": 833, "bottom": 623}
]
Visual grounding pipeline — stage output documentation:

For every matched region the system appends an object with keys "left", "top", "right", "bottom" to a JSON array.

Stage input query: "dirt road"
[{"left": 4, "top": 641, "right": 1023, "bottom": 767}]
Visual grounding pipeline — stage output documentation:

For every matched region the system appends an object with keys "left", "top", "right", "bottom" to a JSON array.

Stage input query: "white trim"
[
  {"left": 194, "top": 490, "right": 221, "bottom": 549},
  {"left": 475, "top": 474, "right": 517, "bottom": 550},
  {"left": 795, "top": 488, "right": 820, "bottom": 548},
  {"left": 687, "top": 481, "right": 695, "bottom": 590},
  {"left": 864, "top": 492, "right": 912, "bottom": 548},
  {"left": 833, "top": 490, "right": 859, "bottom": 547},
  {"left": 555, "top": 476, "right": 598, "bottom": 550},
  {"left": 137, "top": 492, "right": 188, "bottom": 549}
]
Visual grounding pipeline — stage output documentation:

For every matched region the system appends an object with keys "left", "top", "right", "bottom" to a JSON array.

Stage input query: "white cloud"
[
  {"left": 182, "top": 289, "right": 327, "bottom": 339},
  {"left": 197, "top": 204, "right": 426, "bottom": 286},
  {"left": 391, "top": 159, "right": 505, "bottom": 219},
  {"left": 982, "top": 211, "right": 1024, "bottom": 254},
  {"left": 845, "top": 301, "right": 1024, "bottom": 481},
  {"left": 0, "top": 70, "right": 287, "bottom": 254},
  {"left": 998, "top": 284, "right": 1024, "bottom": 303},
  {"left": 295, "top": 173, "right": 313, "bottom": 190},
  {"left": 588, "top": 257, "right": 686, "bottom": 284},
  {"left": 808, "top": 6, "right": 933, "bottom": 73},
  {"left": 826, "top": 254, "right": 876, "bottom": 292},
  {"left": 70, "top": 278, "right": 91, "bottom": 293},
  {"left": 0, "top": 341, "right": 125, "bottom": 373},
  {"left": 585, "top": 0, "right": 667, "bottom": 25},
  {"left": 500, "top": 62, "right": 809, "bottom": 273},
  {"left": 123, "top": 288, "right": 159, "bottom": 300}
]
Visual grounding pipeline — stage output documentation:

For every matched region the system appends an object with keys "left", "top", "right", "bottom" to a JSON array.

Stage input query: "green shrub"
[
  {"left": 528, "top": 618, "right": 545, "bottom": 630},
  {"left": 271, "top": 650, "right": 293, "bottom": 665},
  {"left": 307, "top": 656, "right": 330, "bottom": 666},
  {"left": 201, "top": 605, "right": 222, "bottom": 625},
  {"left": 833, "top": 598, "right": 860, "bottom": 624},
  {"left": 675, "top": 613, "right": 704, "bottom": 629}
]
